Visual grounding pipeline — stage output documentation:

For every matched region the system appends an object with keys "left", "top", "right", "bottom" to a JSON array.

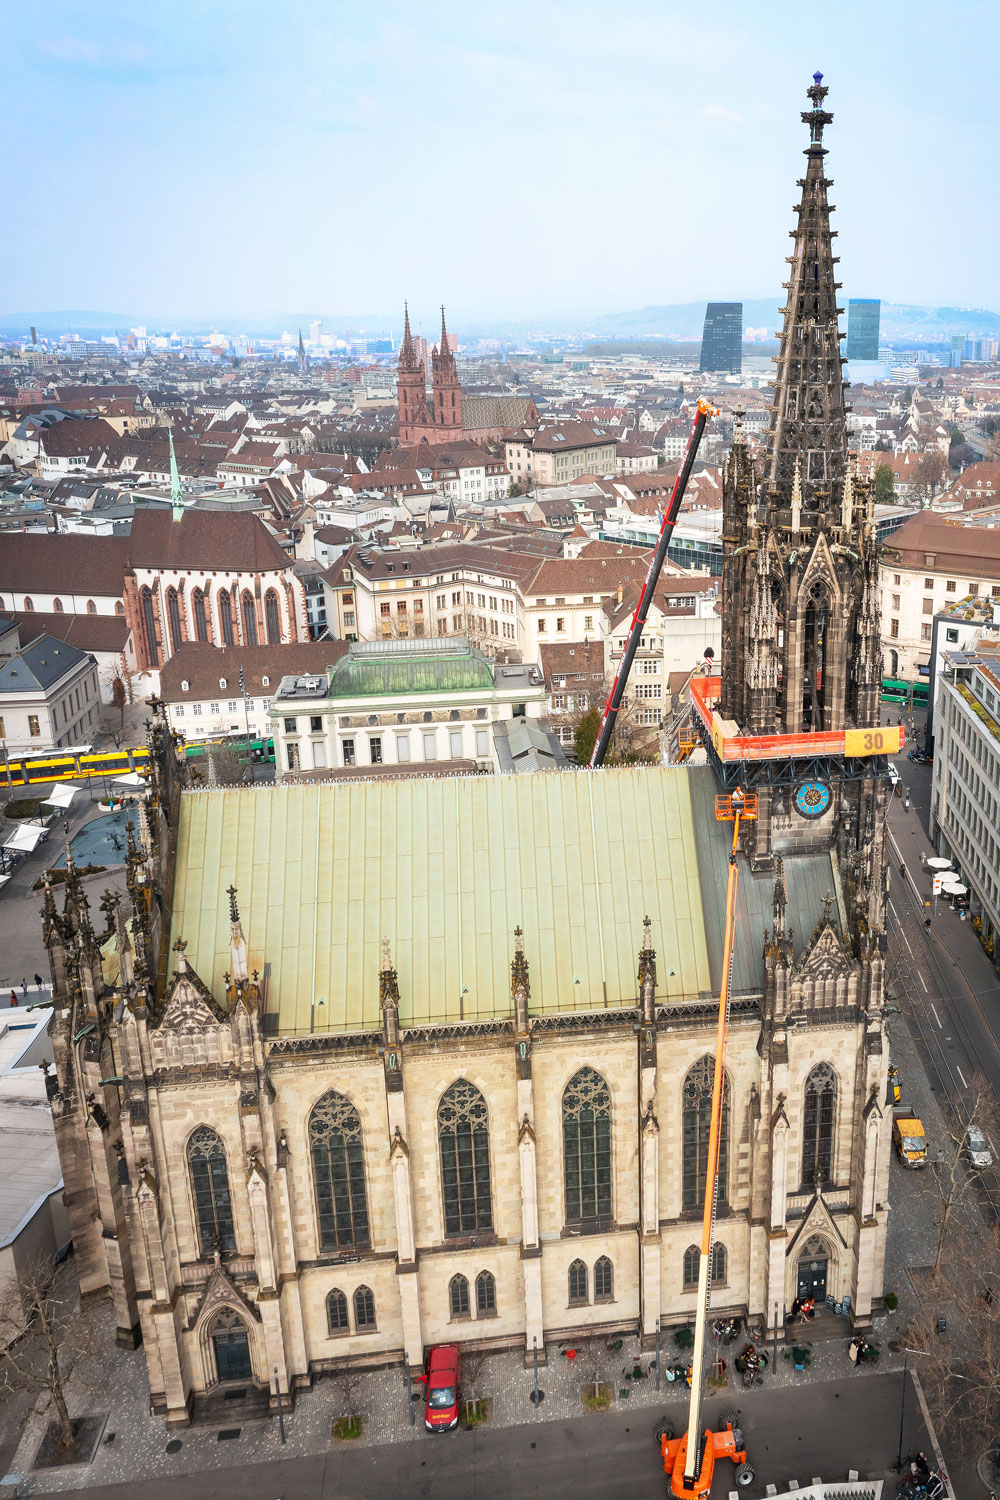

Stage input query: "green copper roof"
[
  {"left": 327, "top": 639, "right": 495, "bottom": 698},
  {"left": 169, "top": 769, "right": 715, "bottom": 1035}
]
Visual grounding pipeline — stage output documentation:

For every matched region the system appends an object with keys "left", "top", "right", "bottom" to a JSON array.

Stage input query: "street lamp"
[
  {"left": 529, "top": 1336, "right": 544, "bottom": 1406},
  {"left": 896, "top": 1347, "right": 931, "bottom": 1472}
]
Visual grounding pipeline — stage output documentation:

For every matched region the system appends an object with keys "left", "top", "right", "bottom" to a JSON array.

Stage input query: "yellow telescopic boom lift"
[{"left": 658, "top": 789, "right": 757, "bottom": 1498}]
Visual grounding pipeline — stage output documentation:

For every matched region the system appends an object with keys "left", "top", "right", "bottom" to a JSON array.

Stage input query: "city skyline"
[{"left": 5, "top": 0, "right": 998, "bottom": 319}]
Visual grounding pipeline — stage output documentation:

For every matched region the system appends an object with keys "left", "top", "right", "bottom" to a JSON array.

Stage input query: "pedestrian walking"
[
  {"left": 21, "top": 978, "right": 27, "bottom": 999},
  {"left": 33, "top": 972, "right": 44, "bottom": 989},
  {"left": 924, "top": 916, "right": 932, "bottom": 931},
  {"left": 8, "top": 989, "right": 16, "bottom": 1007}
]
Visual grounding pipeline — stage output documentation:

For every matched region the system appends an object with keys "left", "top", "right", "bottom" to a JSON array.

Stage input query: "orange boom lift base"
[{"left": 657, "top": 789, "right": 757, "bottom": 1499}]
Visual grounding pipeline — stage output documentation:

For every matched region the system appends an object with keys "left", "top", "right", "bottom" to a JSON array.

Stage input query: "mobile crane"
[
  {"left": 656, "top": 788, "right": 758, "bottom": 1497},
  {"left": 589, "top": 397, "right": 718, "bottom": 770}
]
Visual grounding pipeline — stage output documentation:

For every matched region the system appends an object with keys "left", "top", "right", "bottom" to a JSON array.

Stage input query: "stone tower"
[
  {"left": 396, "top": 303, "right": 431, "bottom": 444},
  {"left": 430, "top": 306, "right": 462, "bottom": 430},
  {"left": 718, "top": 72, "right": 885, "bottom": 899}
]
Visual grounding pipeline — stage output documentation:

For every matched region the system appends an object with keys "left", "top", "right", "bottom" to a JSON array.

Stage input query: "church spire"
[
  {"left": 399, "top": 302, "right": 420, "bottom": 372},
  {"left": 764, "top": 72, "right": 847, "bottom": 522},
  {"left": 297, "top": 328, "right": 306, "bottom": 370},
  {"left": 168, "top": 425, "right": 184, "bottom": 522}
]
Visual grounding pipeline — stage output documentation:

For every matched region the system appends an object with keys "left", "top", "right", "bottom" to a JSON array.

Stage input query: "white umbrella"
[
  {"left": 926, "top": 857, "right": 953, "bottom": 871},
  {"left": 2, "top": 822, "right": 47, "bottom": 853},
  {"left": 41, "top": 784, "right": 79, "bottom": 808},
  {"left": 110, "top": 771, "right": 146, "bottom": 788},
  {"left": 942, "top": 882, "right": 968, "bottom": 896}
]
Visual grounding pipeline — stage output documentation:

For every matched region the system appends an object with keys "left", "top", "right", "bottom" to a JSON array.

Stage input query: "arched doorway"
[
  {"left": 796, "top": 1234, "right": 829, "bottom": 1302},
  {"left": 211, "top": 1307, "right": 252, "bottom": 1383}
]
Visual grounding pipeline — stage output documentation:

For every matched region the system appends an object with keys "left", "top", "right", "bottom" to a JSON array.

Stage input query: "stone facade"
[{"left": 39, "top": 76, "right": 891, "bottom": 1429}]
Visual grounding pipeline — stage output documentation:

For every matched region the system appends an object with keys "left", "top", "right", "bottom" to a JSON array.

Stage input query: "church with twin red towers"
[{"left": 395, "top": 304, "right": 538, "bottom": 448}]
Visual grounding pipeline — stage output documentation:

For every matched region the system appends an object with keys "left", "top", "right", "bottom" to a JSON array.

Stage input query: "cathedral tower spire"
[
  {"left": 431, "top": 305, "right": 462, "bottom": 429},
  {"left": 764, "top": 72, "right": 848, "bottom": 525},
  {"left": 396, "top": 301, "right": 430, "bottom": 443}
]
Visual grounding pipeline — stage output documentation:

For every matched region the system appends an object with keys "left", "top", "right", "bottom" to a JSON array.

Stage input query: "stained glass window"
[
  {"left": 682, "top": 1056, "right": 729, "bottom": 1211},
  {"left": 188, "top": 1126, "right": 236, "bottom": 1255},
  {"left": 309, "top": 1092, "right": 370, "bottom": 1252},
  {"left": 802, "top": 1062, "right": 836, "bottom": 1187},
  {"left": 562, "top": 1067, "right": 612, "bottom": 1223},
  {"left": 438, "top": 1080, "right": 493, "bottom": 1236}
]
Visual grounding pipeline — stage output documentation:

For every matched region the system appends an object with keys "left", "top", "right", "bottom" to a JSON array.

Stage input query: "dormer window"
[
  {"left": 220, "top": 677, "right": 227, "bottom": 689},
  {"left": 262, "top": 675, "right": 269, "bottom": 686},
  {"left": 181, "top": 679, "right": 190, "bottom": 691}
]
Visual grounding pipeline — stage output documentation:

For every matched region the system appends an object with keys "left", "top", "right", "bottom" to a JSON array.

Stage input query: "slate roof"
[
  {"left": 0, "top": 634, "right": 92, "bottom": 693},
  {"left": 0, "top": 534, "right": 130, "bottom": 595},
  {"left": 126, "top": 508, "right": 291, "bottom": 572},
  {"left": 13, "top": 611, "right": 131, "bottom": 654}
]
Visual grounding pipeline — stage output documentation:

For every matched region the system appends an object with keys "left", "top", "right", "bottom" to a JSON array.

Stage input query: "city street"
[{"left": 14, "top": 1377, "right": 935, "bottom": 1500}]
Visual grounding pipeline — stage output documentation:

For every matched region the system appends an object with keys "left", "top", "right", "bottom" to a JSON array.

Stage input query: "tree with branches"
[
  {"left": 329, "top": 1364, "right": 366, "bottom": 1439},
  {"left": 906, "top": 1216, "right": 1000, "bottom": 1458},
  {"left": 0, "top": 1256, "right": 85, "bottom": 1457},
  {"left": 459, "top": 1346, "right": 489, "bottom": 1423},
  {"left": 926, "top": 1072, "right": 999, "bottom": 1275}
]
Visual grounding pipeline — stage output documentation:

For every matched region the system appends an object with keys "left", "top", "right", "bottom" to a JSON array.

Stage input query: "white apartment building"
[
  {"left": 880, "top": 513, "right": 1000, "bottom": 681},
  {"left": 505, "top": 422, "right": 617, "bottom": 488},
  {"left": 931, "top": 639, "right": 1000, "bottom": 963},
  {"left": 270, "top": 636, "right": 545, "bottom": 774},
  {"left": 0, "top": 634, "right": 101, "bottom": 753}
]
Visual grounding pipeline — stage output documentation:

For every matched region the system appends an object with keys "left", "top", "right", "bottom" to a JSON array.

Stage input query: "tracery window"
[
  {"left": 241, "top": 590, "right": 258, "bottom": 646},
  {"left": 327, "top": 1288, "right": 349, "bottom": 1333},
  {"left": 449, "top": 1273, "right": 470, "bottom": 1319},
  {"left": 166, "top": 587, "right": 183, "bottom": 655},
  {"left": 187, "top": 1126, "right": 236, "bottom": 1255},
  {"left": 354, "top": 1285, "right": 376, "bottom": 1330},
  {"left": 802, "top": 1062, "right": 837, "bottom": 1188},
  {"left": 308, "top": 1091, "right": 370, "bottom": 1252},
  {"left": 568, "top": 1258, "right": 588, "bottom": 1305},
  {"left": 682, "top": 1242, "right": 725, "bottom": 1290},
  {"left": 562, "top": 1067, "right": 612, "bottom": 1223},
  {"left": 218, "top": 588, "right": 235, "bottom": 646},
  {"left": 594, "top": 1255, "right": 613, "bottom": 1301},
  {"left": 193, "top": 587, "right": 210, "bottom": 642},
  {"left": 682, "top": 1056, "right": 729, "bottom": 1211},
  {"left": 438, "top": 1080, "right": 493, "bottom": 1236},
  {"left": 475, "top": 1270, "right": 496, "bottom": 1316},
  {"left": 265, "top": 588, "right": 281, "bottom": 644},
  {"left": 141, "top": 585, "right": 159, "bottom": 666}
]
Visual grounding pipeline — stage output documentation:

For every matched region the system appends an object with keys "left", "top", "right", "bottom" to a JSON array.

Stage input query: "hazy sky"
[{"left": 6, "top": 0, "right": 998, "bottom": 322}]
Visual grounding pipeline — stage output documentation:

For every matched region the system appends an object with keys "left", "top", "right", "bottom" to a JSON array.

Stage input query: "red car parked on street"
[{"left": 418, "top": 1343, "right": 461, "bottom": 1432}]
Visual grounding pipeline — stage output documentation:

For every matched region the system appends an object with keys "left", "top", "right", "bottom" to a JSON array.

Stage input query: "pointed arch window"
[
  {"left": 682, "top": 1056, "right": 729, "bottom": 1211},
  {"left": 53, "top": 597, "right": 64, "bottom": 613},
  {"left": 166, "top": 587, "right": 183, "bottom": 655},
  {"left": 475, "top": 1270, "right": 496, "bottom": 1316},
  {"left": 308, "top": 1091, "right": 370, "bottom": 1252},
  {"left": 241, "top": 590, "right": 258, "bottom": 646},
  {"left": 568, "top": 1258, "right": 588, "bottom": 1305},
  {"left": 802, "top": 1063, "right": 837, "bottom": 1188},
  {"left": 353, "top": 1285, "right": 376, "bottom": 1331},
  {"left": 562, "top": 1066, "right": 612, "bottom": 1223},
  {"left": 218, "top": 588, "right": 235, "bottom": 646},
  {"left": 438, "top": 1080, "right": 493, "bottom": 1236},
  {"left": 449, "top": 1273, "right": 470, "bottom": 1319},
  {"left": 188, "top": 1126, "right": 236, "bottom": 1256},
  {"left": 140, "top": 585, "right": 159, "bottom": 666},
  {"left": 594, "top": 1256, "right": 613, "bottom": 1302},
  {"left": 682, "top": 1242, "right": 725, "bottom": 1291},
  {"left": 327, "top": 1288, "right": 349, "bottom": 1334},
  {"left": 264, "top": 588, "right": 281, "bottom": 644},
  {"left": 193, "top": 587, "right": 210, "bottom": 642}
]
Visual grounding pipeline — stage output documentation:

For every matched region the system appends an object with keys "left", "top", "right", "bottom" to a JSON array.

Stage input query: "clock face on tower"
[{"left": 793, "top": 780, "right": 832, "bottom": 819}]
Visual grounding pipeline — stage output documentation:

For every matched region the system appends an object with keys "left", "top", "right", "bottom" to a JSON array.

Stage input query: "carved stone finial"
[
  {"left": 172, "top": 936, "right": 188, "bottom": 973},
  {"left": 380, "top": 934, "right": 392, "bottom": 973},
  {"left": 510, "top": 925, "right": 530, "bottom": 1002},
  {"left": 227, "top": 884, "right": 239, "bottom": 924}
]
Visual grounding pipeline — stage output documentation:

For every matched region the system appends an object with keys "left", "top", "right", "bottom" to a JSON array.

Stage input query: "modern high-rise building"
[
  {"left": 846, "top": 299, "right": 880, "bottom": 361},
  {"left": 699, "top": 302, "right": 743, "bottom": 373}
]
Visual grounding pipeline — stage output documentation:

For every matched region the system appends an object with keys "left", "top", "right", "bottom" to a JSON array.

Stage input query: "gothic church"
[{"left": 41, "top": 77, "right": 892, "bottom": 1426}]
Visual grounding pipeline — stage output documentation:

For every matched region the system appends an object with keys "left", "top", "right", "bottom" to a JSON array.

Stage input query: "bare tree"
[
  {"left": 0, "top": 1256, "right": 84, "bottom": 1455},
  {"left": 104, "top": 652, "right": 141, "bottom": 717},
  {"left": 459, "top": 1346, "right": 489, "bottom": 1421},
  {"left": 911, "top": 450, "right": 947, "bottom": 500},
  {"left": 906, "top": 1216, "right": 1000, "bottom": 1456},
  {"left": 928, "top": 1072, "right": 998, "bottom": 1275},
  {"left": 329, "top": 1364, "right": 366, "bottom": 1437}
]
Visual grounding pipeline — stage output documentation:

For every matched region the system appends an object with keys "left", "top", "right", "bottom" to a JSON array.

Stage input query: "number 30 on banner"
[{"left": 844, "top": 727, "right": 903, "bottom": 757}]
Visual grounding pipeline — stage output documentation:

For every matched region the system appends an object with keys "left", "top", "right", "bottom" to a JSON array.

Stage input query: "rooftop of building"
[
  {"left": 0, "top": 633, "right": 93, "bottom": 694},
  {"left": 167, "top": 765, "right": 844, "bottom": 1036}
]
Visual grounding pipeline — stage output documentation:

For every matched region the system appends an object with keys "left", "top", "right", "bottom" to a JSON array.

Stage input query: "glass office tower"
[
  {"left": 846, "top": 299, "right": 880, "bottom": 361},
  {"left": 699, "top": 303, "right": 743, "bottom": 374}
]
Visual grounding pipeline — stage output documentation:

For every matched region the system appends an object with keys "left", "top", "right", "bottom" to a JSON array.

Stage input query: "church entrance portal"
[
  {"left": 212, "top": 1309, "right": 252, "bottom": 1383},
  {"left": 797, "top": 1252, "right": 828, "bottom": 1302}
]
